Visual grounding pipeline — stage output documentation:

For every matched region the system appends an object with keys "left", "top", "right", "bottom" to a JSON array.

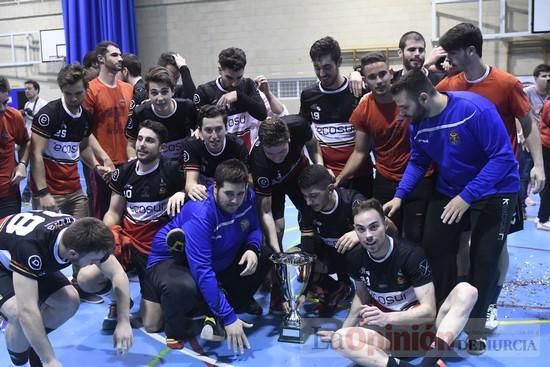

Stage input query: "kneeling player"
[
  {"left": 318, "top": 199, "right": 477, "bottom": 367},
  {"left": 0, "top": 212, "right": 133, "bottom": 367}
]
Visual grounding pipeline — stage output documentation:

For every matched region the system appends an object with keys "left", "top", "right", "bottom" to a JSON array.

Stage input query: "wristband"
[
  {"left": 18, "top": 160, "right": 28, "bottom": 167},
  {"left": 36, "top": 187, "right": 49, "bottom": 197}
]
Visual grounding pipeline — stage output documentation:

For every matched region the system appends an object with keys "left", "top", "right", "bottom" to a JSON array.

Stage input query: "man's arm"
[
  {"left": 96, "top": 255, "right": 133, "bottom": 355},
  {"left": 342, "top": 280, "right": 370, "bottom": 328},
  {"left": 236, "top": 79, "right": 267, "bottom": 121},
  {"left": 519, "top": 112, "right": 545, "bottom": 193},
  {"left": 256, "top": 194, "right": 281, "bottom": 253},
  {"left": 336, "top": 129, "right": 370, "bottom": 186},
  {"left": 360, "top": 282, "right": 436, "bottom": 327},
  {"left": 184, "top": 170, "right": 208, "bottom": 201},
  {"left": 103, "top": 192, "right": 127, "bottom": 227},
  {"left": 304, "top": 136, "right": 323, "bottom": 166},
  {"left": 29, "top": 134, "right": 58, "bottom": 211},
  {"left": 13, "top": 272, "right": 59, "bottom": 365}
]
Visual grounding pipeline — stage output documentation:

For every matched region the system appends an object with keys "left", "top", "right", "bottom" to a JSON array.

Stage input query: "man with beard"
[
  {"left": 193, "top": 47, "right": 267, "bottom": 151},
  {"left": 83, "top": 40, "right": 133, "bottom": 219},
  {"left": 301, "top": 36, "right": 372, "bottom": 198},
  {"left": 393, "top": 31, "right": 445, "bottom": 85},
  {"left": 79, "top": 120, "right": 185, "bottom": 334},
  {"left": 384, "top": 70, "right": 519, "bottom": 355},
  {"left": 337, "top": 52, "right": 432, "bottom": 243},
  {"left": 182, "top": 104, "right": 248, "bottom": 201}
]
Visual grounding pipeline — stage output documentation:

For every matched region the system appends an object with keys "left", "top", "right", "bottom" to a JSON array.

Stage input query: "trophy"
[{"left": 270, "top": 251, "right": 316, "bottom": 343}]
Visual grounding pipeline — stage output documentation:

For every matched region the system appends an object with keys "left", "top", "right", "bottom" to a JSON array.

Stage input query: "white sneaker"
[
  {"left": 536, "top": 221, "right": 550, "bottom": 231},
  {"left": 485, "top": 304, "right": 498, "bottom": 333}
]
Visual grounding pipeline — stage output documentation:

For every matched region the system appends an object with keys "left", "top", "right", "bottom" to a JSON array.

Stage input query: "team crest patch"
[
  {"left": 28, "top": 255, "right": 42, "bottom": 271},
  {"left": 240, "top": 219, "right": 250, "bottom": 232},
  {"left": 257, "top": 177, "right": 270, "bottom": 188},
  {"left": 449, "top": 131, "right": 460, "bottom": 145},
  {"left": 37, "top": 114, "right": 50, "bottom": 127}
]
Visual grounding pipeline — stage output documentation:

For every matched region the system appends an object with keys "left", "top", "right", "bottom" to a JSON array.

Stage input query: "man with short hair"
[
  {"left": 22, "top": 80, "right": 47, "bottom": 136},
  {"left": 157, "top": 51, "right": 196, "bottom": 100},
  {"left": 394, "top": 31, "right": 445, "bottom": 85},
  {"left": 0, "top": 76, "right": 30, "bottom": 218},
  {"left": 30, "top": 63, "right": 112, "bottom": 218},
  {"left": 83, "top": 40, "right": 133, "bottom": 219},
  {"left": 146, "top": 159, "right": 270, "bottom": 352},
  {"left": 298, "top": 164, "right": 365, "bottom": 315},
  {"left": 385, "top": 69, "right": 520, "bottom": 354},
  {"left": 436, "top": 22, "right": 546, "bottom": 333},
  {"left": 126, "top": 66, "right": 196, "bottom": 162},
  {"left": 300, "top": 36, "right": 372, "bottom": 198},
  {"left": 193, "top": 47, "right": 267, "bottom": 151},
  {"left": 0, "top": 212, "right": 133, "bottom": 367},
  {"left": 318, "top": 199, "right": 477, "bottom": 367},
  {"left": 121, "top": 53, "right": 148, "bottom": 108},
  {"left": 182, "top": 104, "right": 248, "bottom": 201},
  {"left": 79, "top": 120, "right": 185, "bottom": 333},
  {"left": 338, "top": 52, "right": 432, "bottom": 243}
]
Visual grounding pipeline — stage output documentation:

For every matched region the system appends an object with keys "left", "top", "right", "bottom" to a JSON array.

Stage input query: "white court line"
[{"left": 140, "top": 328, "right": 236, "bottom": 367}]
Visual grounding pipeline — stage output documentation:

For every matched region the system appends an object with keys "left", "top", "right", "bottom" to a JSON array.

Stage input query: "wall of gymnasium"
[{"left": 0, "top": 0, "right": 548, "bottom": 110}]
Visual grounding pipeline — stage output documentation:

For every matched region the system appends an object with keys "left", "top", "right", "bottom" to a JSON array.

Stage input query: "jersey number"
[{"left": 6, "top": 211, "right": 64, "bottom": 236}]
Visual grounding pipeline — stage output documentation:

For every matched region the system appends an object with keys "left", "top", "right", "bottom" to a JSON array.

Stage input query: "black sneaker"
[
  {"left": 200, "top": 316, "right": 225, "bottom": 342},
  {"left": 467, "top": 337, "right": 487, "bottom": 355},
  {"left": 102, "top": 300, "right": 136, "bottom": 331},
  {"left": 72, "top": 279, "right": 104, "bottom": 304}
]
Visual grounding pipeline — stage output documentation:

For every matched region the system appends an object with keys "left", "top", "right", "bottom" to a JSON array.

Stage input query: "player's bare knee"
[
  {"left": 76, "top": 265, "right": 108, "bottom": 293},
  {"left": 454, "top": 282, "right": 478, "bottom": 308},
  {"left": 44, "top": 285, "right": 80, "bottom": 317}
]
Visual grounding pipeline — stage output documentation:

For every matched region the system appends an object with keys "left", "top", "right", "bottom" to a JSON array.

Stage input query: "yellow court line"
[{"left": 499, "top": 319, "right": 550, "bottom": 325}]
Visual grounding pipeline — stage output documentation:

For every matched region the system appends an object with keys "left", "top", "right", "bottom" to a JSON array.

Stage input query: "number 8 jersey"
[{"left": 0, "top": 211, "right": 76, "bottom": 280}]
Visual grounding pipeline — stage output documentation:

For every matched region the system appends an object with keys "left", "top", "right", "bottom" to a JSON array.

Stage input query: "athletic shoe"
[
  {"left": 166, "top": 337, "right": 184, "bottom": 350},
  {"left": 536, "top": 220, "right": 550, "bottom": 231},
  {"left": 200, "top": 316, "right": 226, "bottom": 342},
  {"left": 467, "top": 337, "right": 487, "bottom": 355},
  {"left": 485, "top": 304, "right": 498, "bottom": 333},
  {"left": 102, "top": 299, "right": 135, "bottom": 331},
  {"left": 71, "top": 279, "right": 104, "bottom": 304}
]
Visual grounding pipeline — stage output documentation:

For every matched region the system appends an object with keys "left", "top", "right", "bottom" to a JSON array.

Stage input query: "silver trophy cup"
[{"left": 270, "top": 251, "right": 316, "bottom": 343}]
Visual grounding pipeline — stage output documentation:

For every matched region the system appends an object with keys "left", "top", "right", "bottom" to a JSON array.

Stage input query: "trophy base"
[{"left": 278, "top": 326, "right": 306, "bottom": 344}]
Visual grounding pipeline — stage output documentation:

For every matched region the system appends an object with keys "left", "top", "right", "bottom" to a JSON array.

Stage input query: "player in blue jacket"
[
  {"left": 147, "top": 158, "right": 271, "bottom": 354},
  {"left": 384, "top": 69, "right": 519, "bottom": 355}
]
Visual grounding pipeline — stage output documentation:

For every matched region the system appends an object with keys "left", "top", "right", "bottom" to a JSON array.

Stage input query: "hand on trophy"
[
  {"left": 359, "top": 305, "right": 391, "bottom": 327},
  {"left": 224, "top": 318, "right": 253, "bottom": 354},
  {"left": 238, "top": 250, "right": 258, "bottom": 276}
]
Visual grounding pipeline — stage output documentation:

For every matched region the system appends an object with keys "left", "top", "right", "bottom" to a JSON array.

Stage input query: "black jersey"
[
  {"left": 193, "top": 77, "right": 267, "bottom": 151},
  {"left": 31, "top": 99, "right": 92, "bottom": 195},
  {"left": 347, "top": 237, "right": 432, "bottom": 312},
  {"left": 300, "top": 78, "right": 369, "bottom": 176},
  {"left": 313, "top": 188, "right": 365, "bottom": 247},
  {"left": 183, "top": 134, "right": 248, "bottom": 186},
  {"left": 249, "top": 115, "right": 312, "bottom": 196},
  {"left": 126, "top": 99, "right": 197, "bottom": 162},
  {"left": 110, "top": 157, "right": 184, "bottom": 254},
  {"left": 131, "top": 78, "right": 148, "bottom": 110},
  {"left": 0, "top": 211, "right": 77, "bottom": 279}
]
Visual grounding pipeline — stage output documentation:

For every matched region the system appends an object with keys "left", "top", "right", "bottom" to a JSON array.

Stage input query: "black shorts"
[
  {"left": 0, "top": 194, "right": 21, "bottom": 219},
  {"left": 271, "top": 179, "right": 314, "bottom": 231},
  {"left": 0, "top": 269, "right": 70, "bottom": 312},
  {"left": 130, "top": 246, "right": 156, "bottom": 302}
]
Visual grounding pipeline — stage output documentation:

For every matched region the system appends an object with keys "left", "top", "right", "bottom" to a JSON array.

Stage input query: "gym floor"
[{"left": 1, "top": 179, "right": 548, "bottom": 366}]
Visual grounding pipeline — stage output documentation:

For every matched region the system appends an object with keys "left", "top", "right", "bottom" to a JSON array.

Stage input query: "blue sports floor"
[{"left": 1, "top": 182, "right": 548, "bottom": 366}]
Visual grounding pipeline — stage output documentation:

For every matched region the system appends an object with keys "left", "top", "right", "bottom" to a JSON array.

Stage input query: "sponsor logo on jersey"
[
  {"left": 312, "top": 122, "right": 355, "bottom": 144},
  {"left": 112, "top": 169, "right": 120, "bottom": 182},
  {"left": 118, "top": 98, "right": 126, "bottom": 106},
  {"left": 28, "top": 255, "right": 42, "bottom": 271},
  {"left": 44, "top": 141, "right": 80, "bottom": 162},
  {"left": 369, "top": 287, "right": 417, "bottom": 312},
  {"left": 127, "top": 200, "right": 168, "bottom": 222},
  {"left": 226, "top": 113, "right": 249, "bottom": 131},
  {"left": 37, "top": 113, "right": 50, "bottom": 127},
  {"left": 183, "top": 150, "right": 190, "bottom": 163},
  {"left": 257, "top": 177, "right": 270, "bottom": 189},
  {"left": 418, "top": 259, "right": 431, "bottom": 278},
  {"left": 163, "top": 138, "right": 185, "bottom": 161},
  {"left": 193, "top": 93, "right": 200, "bottom": 104}
]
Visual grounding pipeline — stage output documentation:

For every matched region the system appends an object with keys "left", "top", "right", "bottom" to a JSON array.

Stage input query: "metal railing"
[{"left": 0, "top": 31, "right": 42, "bottom": 67}]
